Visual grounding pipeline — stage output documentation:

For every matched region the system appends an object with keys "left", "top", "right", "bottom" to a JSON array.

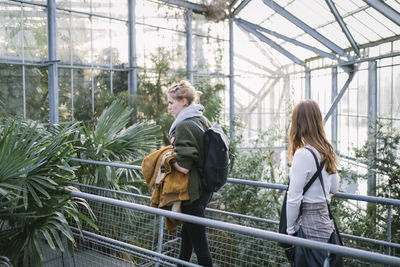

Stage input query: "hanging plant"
[{"left": 201, "top": 0, "right": 230, "bottom": 22}]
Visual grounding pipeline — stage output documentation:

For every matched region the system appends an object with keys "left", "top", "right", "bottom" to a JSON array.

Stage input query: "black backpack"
[{"left": 188, "top": 120, "right": 230, "bottom": 192}]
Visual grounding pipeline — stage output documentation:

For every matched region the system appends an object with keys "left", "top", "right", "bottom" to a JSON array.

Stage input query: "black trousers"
[{"left": 178, "top": 191, "right": 213, "bottom": 267}]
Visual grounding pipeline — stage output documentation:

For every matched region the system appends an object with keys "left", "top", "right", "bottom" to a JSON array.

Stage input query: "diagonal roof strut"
[
  {"left": 261, "top": 0, "right": 348, "bottom": 58},
  {"left": 325, "top": 0, "right": 360, "bottom": 57},
  {"left": 236, "top": 20, "right": 306, "bottom": 67},
  {"left": 362, "top": 0, "right": 400, "bottom": 27},
  {"left": 236, "top": 18, "right": 344, "bottom": 62}
]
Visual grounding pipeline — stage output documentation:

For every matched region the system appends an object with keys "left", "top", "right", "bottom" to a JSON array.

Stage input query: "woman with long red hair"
[{"left": 286, "top": 99, "right": 339, "bottom": 243}]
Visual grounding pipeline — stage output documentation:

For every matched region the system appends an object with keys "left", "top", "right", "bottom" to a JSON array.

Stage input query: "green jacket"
[{"left": 173, "top": 116, "right": 211, "bottom": 203}]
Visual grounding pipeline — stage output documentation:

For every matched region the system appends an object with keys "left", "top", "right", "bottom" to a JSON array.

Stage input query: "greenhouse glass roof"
[{"left": 229, "top": 0, "right": 400, "bottom": 66}]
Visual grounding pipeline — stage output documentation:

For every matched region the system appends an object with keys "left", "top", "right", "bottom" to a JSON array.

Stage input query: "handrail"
[
  {"left": 71, "top": 191, "right": 400, "bottom": 266},
  {"left": 69, "top": 181, "right": 400, "bottom": 250},
  {"left": 70, "top": 157, "right": 400, "bottom": 206}
]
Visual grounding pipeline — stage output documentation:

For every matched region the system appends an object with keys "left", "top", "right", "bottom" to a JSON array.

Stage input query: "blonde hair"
[
  {"left": 288, "top": 99, "right": 338, "bottom": 174},
  {"left": 167, "top": 80, "right": 200, "bottom": 104}
]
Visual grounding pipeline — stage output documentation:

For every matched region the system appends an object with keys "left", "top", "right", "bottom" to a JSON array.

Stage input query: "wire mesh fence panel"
[{"left": 62, "top": 183, "right": 399, "bottom": 267}]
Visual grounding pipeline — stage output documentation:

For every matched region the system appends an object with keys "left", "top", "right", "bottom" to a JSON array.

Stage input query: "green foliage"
[
  {"left": 198, "top": 81, "right": 224, "bottom": 123},
  {"left": 0, "top": 118, "right": 96, "bottom": 267},
  {"left": 353, "top": 121, "right": 400, "bottom": 244},
  {"left": 135, "top": 47, "right": 177, "bottom": 145},
  {"left": 135, "top": 47, "right": 226, "bottom": 145},
  {"left": 215, "top": 128, "right": 286, "bottom": 220},
  {"left": 74, "top": 100, "right": 162, "bottom": 194}
]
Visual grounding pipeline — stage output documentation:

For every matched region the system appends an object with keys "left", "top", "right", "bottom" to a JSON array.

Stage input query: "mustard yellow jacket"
[{"left": 142, "top": 146, "right": 190, "bottom": 234}]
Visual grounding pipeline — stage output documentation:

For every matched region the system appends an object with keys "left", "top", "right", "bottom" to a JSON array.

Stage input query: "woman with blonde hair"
[
  {"left": 167, "top": 80, "right": 213, "bottom": 266},
  {"left": 286, "top": 99, "right": 341, "bottom": 265}
]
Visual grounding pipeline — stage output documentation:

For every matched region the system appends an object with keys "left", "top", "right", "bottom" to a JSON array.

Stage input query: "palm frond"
[{"left": 0, "top": 118, "right": 97, "bottom": 267}]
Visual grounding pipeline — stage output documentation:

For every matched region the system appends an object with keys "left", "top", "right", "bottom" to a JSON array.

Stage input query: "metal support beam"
[
  {"left": 47, "top": 0, "right": 58, "bottom": 123},
  {"left": 367, "top": 60, "right": 377, "bottom": 198},
  {"left": 230, "top": 0, "right": 241, "bottom": 9},
  {"left": 157, "top": 0, "right": 206, "bottom": 13},
  {"left": 236, "top": 18, "right": 342, "bottom": 62},
  {"left": 325, "top": 0, "right": 360, "bottom": 57},
  {"left": 186, "top": 9, "right": 193, "bottom": 83},
  {"left": 128, "top": 0, "right": 137, "bottom": 111},
  {"left": 232, "top": 0, "right": 252, "bottom": 16},
  {"left": 236, "top": 21, "right": 306, "bottom": 67},
  {"left": 324, "top": 66, "right": 356, "bottom": 123},
  {"left": 236, "top": 54, "right": 277, "bottom": 75},
  {"left": 261, "top": 0, "right": 347, "bottom": 57},
  {"left": 331, "top": 66, "right": 338, "bottom": 153},
  {"left": 305, "top": 70, "right": 311, "bottom": 99},
  {"left": 229, "top": 17, "right": 235, "bottom": 141},
  {"left": 362, "top": 0, "right": 400, "bottom": 27}
]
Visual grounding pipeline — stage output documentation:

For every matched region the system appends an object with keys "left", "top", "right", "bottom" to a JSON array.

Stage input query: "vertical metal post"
[
  {"left": 367, "top": 60, "right": 377, "bottom": 221},
  {"left": 47, "top": 0, "right": 59, "bottom": 123},
  {"left": 387, "top": 205, "right": 392, "bottom": 255},
  {"left": 155, "top": 216, "right": 165, "bottom": 267},
  {"left": 186, "top": 9, "right": 193, "bottom": 84},
  {"left": 128, "top": 0, "right": 137, "bottom": 110},
  {"left": 229, "top": 16, "right": 235, "bottom": 141},
  {"left": 21, "top": 4, "right": 26, "bottom": 118},
  {"left": 367, "top": 60, "right": 377, "bottom": 197},
  {"left": 90, "top": 0, "right": 94, "bottom": 117},
  {"left": 305, "top": 70, "right": 311, "bottom": 99},
  {"left": 331, "top": 66, "right": 338, "bottom": 152}
]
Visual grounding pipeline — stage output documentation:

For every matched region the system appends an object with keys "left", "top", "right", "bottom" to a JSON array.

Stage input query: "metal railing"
[
  {"left": 49, "top": 158, "right": 400, "bottom": 267},
  {"left": 66, "top": 190, "right": 400, "bottom": 266}
]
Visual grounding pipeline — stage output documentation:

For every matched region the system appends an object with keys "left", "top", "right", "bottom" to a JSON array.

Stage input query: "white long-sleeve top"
[{"left": 286, "top": 145, "right": 339, "bottom": 234}]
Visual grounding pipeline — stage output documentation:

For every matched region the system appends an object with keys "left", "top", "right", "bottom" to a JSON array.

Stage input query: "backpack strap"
[
  {"left": 303, "top": 147, "right": 325, "bottom": 195},
  {"left": 306, "top": 147, "right": 343, "bottom": 245},
  {"left": 187, "top": 119, "right": 205, "bottom": 133}
]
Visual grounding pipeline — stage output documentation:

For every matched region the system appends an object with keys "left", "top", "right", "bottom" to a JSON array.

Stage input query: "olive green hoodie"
[{"left": 173, "top": 116, "right": 211, "bottom": 203}]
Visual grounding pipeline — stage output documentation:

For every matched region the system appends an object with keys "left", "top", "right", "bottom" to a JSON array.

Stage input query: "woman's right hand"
[{"left": 171, "top": 136, "right": 176, "bottom": 147}]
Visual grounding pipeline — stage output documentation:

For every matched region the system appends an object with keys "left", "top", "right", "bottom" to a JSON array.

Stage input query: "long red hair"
[{"left": 288, "top": 99, "right": 338, "bottom": 174}]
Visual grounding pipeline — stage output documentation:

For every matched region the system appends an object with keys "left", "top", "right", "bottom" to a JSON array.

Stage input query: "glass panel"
[
  {"left": 378, "top": 66, "right": 392, "bottom": 118},
  {"left": 111, "top": 20, "right": 128, "bottom": 66},
  {"left": 73, "top": 68, "right": 92, "bottom": 121},
  {"left": 364, "top": 8, "right": 400, "bottom": 37},
  {"left": 112, "top": 70, "right": 128, "bottom": 94},
  {"left": 110, "top": 0, "right": 127, "bottom": 20},
  {"left": 56, "top": 0, "right": 70, "bottom": 9},
  {"left": 357, "top": 68, "right": 368, "bottom": 117},
  {"left": 69, "top": 0, "right": 90, "bottom": 14},
  {"left": 352, "top": 11, "right": 383, "bottom": 40},
  {"left": 25, "top": 66, "right": 48, "bottom": 122},
  {"left": 137, "top": 0, "right": 186, "bottom": 32},
  {"left": 94, "top": 69, "right": 111, "bottom": 117},
  {"left": 338, "top": 114, "right": 349, "bottom": 155},
  {"left": 0, "top": 2, "right": 21, "bottom": 58},
  {"left": 92, "top": 16, "right": 111, "bottom": 66},
  {"left": 310, "top": 69, "right": 331, "bottom": 114},
  {"left": 57, "top": 11, "right": 71, "bottom": 64},
  {"left": 393, "top": 65, "right": 400, "bottom": 120},
  {"left": 0, "top": 64, "right": 23, "bottom": 116},
  {"left": 92, "top": 0, "right": 110, "bottom": 17},
  {"left": 335, "top": 0, "right": 360, "bottom": 12},
  {"left": 348, "top": 86, "right": 358, "bottom": 116},
  {"left": 59, "top": 68, "right": 72, "bottom": 121},
  {"left": 358, "top": 117, "right": 368, "bottom": 150},
  {"left": 23, "top": 5, "right": 47, "bottom": 60},
  {"left": 348, "top": 116, "right": 358, "bottom": 149},
  {"left": 71, "top": 14, "right": 91, "bottom": 65},
  {"left": 343, "top": 16, "right": 370, "bottom": 44}
]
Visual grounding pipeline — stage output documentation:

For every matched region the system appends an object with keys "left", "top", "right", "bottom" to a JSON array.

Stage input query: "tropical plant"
[
  {"left": 353, "top": 121, "right": 400, "bottom": 244},
  {"left": 0, "top": 118, "right": 96, "bottom": 267},
  {"left": 74, "top": 100, "right": 162, "bottom": 194}
]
